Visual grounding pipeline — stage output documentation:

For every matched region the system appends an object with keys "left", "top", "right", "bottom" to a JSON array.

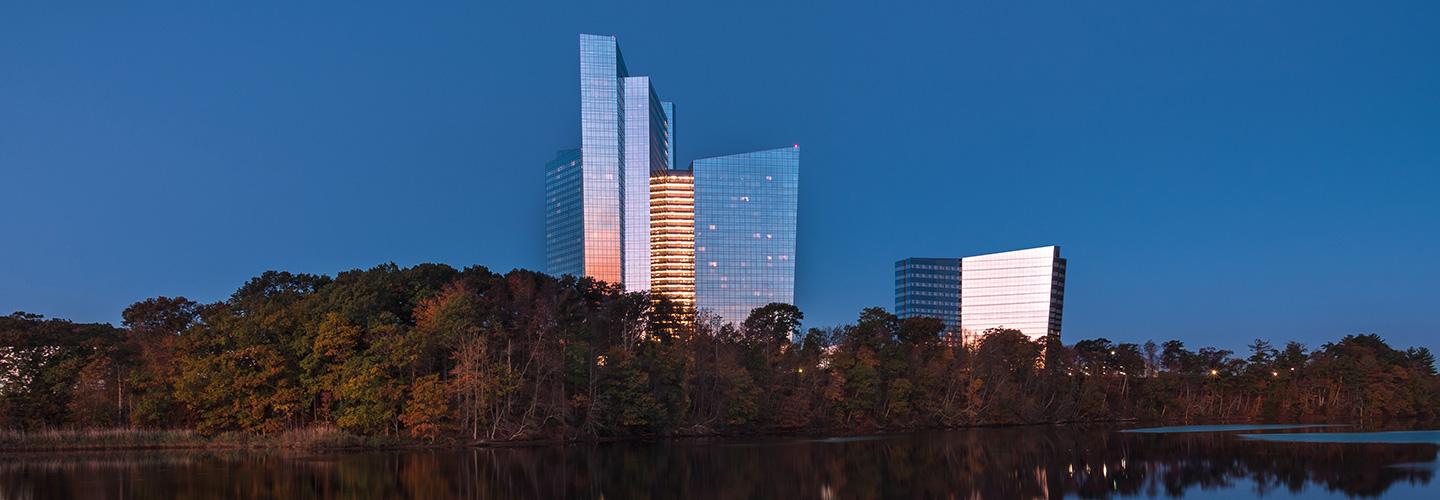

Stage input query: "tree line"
[{"left": 2, "top": 263, "right": 1436, "bottom": 440}]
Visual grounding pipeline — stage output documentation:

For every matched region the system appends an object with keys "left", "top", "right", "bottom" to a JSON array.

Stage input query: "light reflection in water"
[{"left": 0, "top": 425, "right": 1436, "bottom": 499}]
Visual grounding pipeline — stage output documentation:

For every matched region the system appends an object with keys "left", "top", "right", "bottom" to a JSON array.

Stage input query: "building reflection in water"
[{"left": 1, "top": 425, "right": 1437, "bottom": 499}]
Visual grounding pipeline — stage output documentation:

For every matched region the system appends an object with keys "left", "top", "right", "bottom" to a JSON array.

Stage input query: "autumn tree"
[
  {"left": 973, "top": 329, "right": 1043, "bottom": 422},
  {"left": 121, "top": 296, "right": 199, "bottom": 427},
  {"left": 172, "top": 271, "right": 327, "bottom": 435},
  {"left": 0, "top": 313, "right": 124, "bottom": 429}
]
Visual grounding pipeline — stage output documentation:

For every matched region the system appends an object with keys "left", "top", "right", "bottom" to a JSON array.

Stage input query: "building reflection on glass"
[
  {"left": 693, "top": 147, "right": 800, "bottom": 325},
  {"left": 562, "top": 34, "right": 673, "bottom": 288}
]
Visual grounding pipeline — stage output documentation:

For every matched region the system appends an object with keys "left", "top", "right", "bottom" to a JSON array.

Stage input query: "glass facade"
[
  {"left": 552, "top": 34, "right": 795, "bottom": 322},
  {"left": 544, "top": 149, "right": 584, "bottom": 277},
  {"left": 620, "top": 76, "right": 671, "bottom": 291},
  {"left": 578, "top": 34, "right": 625, "bottom": 284},
  {"left": 567, "top": 34, "right": 674, "bottom": 291},
  {"left": 661, "top": 102, "right": 675, "bottom": 172},
  {"left": 650, "top": 170, "right": 694, "bottom": 307},
  {"left": 894, "top": 258, "right": 962, "bottom": 334},
  {"left": 959, "top": 246, "right": 1066, "bottom": 341},
  {"left": 893, "top": 246, "right": 1066, "bottom": 342},
  {"left": 693, "top": 147, "right": 800, "bottom": 324}
]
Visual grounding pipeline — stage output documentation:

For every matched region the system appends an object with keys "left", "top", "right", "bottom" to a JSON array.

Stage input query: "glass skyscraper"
[
  {"left": 569, "top": 34, "right": 673, "bottom": 289},
  {"left": 694, "top": 147, "right": 800, "bottom": 324},
  {"left": 895, "top": 246, "right": 1066, "bottom": 342},
  {"left": 549, "top": 35, "right": 797, "bottom": 324}
]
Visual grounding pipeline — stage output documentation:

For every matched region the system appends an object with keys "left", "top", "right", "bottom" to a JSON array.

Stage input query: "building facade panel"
[
  {"left": 545, "top": 149, "right": 584, "bottom": 277},
  {"left": 618, "top": 77, "right": 672, "bottom": 291},
  {"left": 894, "top": 258, "right": 962, "bottom": 333},
  {"left": 694, "top": 147, "right": 800, "bottom": 324},
  {"left": 621, "top": 77, "right": 651, "bottom": 290},
  {"left": 578, "top": 34, "right": 626, "bottom": 284},
  {"left": 661, "top": 102, "right": 675, "bottom": 171},
  {"left": 959, "top": 246, "right": 1065, "bottom": 340}
]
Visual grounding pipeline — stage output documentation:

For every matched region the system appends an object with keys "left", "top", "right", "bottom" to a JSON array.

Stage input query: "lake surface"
[{"left": 4, "top": 424, "right": 1440, "bottom": 499}]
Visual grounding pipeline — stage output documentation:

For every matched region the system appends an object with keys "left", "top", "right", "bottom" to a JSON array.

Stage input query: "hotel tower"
[{"left": 546, "top": 34, "right": 799, "bottom": 325}]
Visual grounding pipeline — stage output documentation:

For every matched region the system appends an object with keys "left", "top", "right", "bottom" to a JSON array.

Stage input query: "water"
[
  {"left": 1239, "top": 430, "right": 1440, "bottom": 444},
  {"left": 1121, "top": 424, "right": 1348, "bottom": 433},
  {"left": 3, "top": 424, "right": 1439, "bottom": 499}
]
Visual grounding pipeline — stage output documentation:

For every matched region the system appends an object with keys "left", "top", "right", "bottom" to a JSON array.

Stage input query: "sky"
[{"left": 2, "top": 1, "right": 1437, "bottom": 355}]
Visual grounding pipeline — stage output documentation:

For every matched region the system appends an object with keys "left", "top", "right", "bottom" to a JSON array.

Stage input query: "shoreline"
[{"left": 16, "top": 416, "right": 1396, "bottom": 454}]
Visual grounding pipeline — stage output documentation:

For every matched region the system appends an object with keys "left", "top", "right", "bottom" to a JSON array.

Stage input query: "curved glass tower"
[{"left": 693, "top": 147, "right": 800, "bottom": 324}]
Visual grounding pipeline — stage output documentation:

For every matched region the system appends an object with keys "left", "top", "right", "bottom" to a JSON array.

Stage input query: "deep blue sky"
[{"left": 2, "top": 1, "right": 1437, "bottom": 354}]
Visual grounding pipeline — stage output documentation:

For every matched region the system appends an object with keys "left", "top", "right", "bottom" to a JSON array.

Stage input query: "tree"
[
  {"left": 122, "top": 297, "right": 200, "bottom": 336},
  {"left": 1142, "top": 340, "right": 1160, "bottom": 377},
  {"left": 828, "top": 343, "right": 880, "bottom": 426},
  {"left": 16, "top": 260, "right": 1440, "bottom": 440},
  {"left": 172, "top": 272, "right": 325, "bottom": 435},
  {"left": 415, "top": 281, "right": 497, "bottom": 439},
  {"left": 896, "top": 316, "right": 944, "bottom": 346},
  {"left": 1161, "top": 340, "right": 1196, "bottom": 374},
  {"left": 976, "top": 329, "right": 1042, "bottom": 382},
  {"left": 648, "top": 295, "right": 693, "bottom": 343},
  {"left": 841, "top": 308, "right": 898, "bottom": 353},
  {"left": 973, "top": 329, "right": 1043, "bottom": 422},
  {"left": 1310, "top": 334, "right": 1438, "bottom": 418},
  {"left": 122, "top": 296, "right": 200, "bottom": 427},
  {"left": 1407, "top": 347, "right": 1437, "bottom": 376},
  {"left": 1196, "top": 347, "right": 1237, "bottom": 375},
  {"left": 399, "top": 374, "right": 452, "bottom": 441},
  {"left": 743, "top": 303, "right": 804, "bottom": 348},
  {"left": 68, "top": 355, "right": 118, "bottom": 428},
  {"left": 1112, "top": 343, "right": 1146, "bottom": 376},
  {"left": 1074, "top": 338, "right": 1115, "bottom": 375},
  {"left": 1245, "top": 339, "right": 1277, "bottom": 374},
  {"left": 1277, "top": 342, "right": 1308, "bottom": 371},
  {"left": 0, "top": 313, "right": 124, "bottom": 429}
]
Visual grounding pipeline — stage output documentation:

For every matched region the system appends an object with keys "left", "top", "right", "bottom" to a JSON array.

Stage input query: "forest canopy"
[{"left": 3, "top": 263, "right": 1436, "bottom": 440}]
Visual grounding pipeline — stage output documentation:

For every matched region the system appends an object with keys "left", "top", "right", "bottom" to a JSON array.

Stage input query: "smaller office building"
[
  {"left": 894, "top": 246, "right": 1066, "bottom": 343},
  {"left": 894, "top": 258, "right": 962, "bottom": 333}
]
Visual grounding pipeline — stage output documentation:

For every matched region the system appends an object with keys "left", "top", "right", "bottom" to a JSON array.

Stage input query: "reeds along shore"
[
  {"left": 0, "top": 428, "right": 213, "bottom": 451},
  {"left": 3, "top": 263, "right": 1438, "bottom": 443},
  {"left": 0, "top": 426, "right": 403, "bottom": 451}
]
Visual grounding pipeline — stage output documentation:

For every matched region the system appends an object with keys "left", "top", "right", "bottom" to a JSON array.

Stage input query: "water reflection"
[
  {"left": 1122, "top": 424, "right": 1348, "bottom": 433},
  {"left": 1, "top": 425, "right": 1437, "bottom": 499},
  {"left": 1240, "top": 430, "right": 1440, "bottom": 444}
]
